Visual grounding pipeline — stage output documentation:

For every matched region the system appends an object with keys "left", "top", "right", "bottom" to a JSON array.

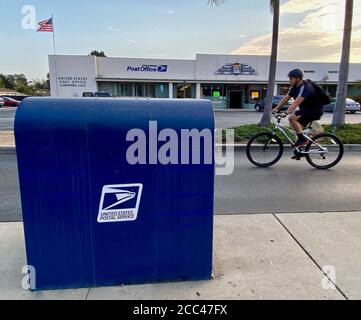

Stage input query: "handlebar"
[{"left": 272, "top": 112, "right": 283, "bottom": 120}]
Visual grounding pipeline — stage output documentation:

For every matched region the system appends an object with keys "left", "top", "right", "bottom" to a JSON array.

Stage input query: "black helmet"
[{"left": 288, "top": 68, "right": 304, "bottom": 79}]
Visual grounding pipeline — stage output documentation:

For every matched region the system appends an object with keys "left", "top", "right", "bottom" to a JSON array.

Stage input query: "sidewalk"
[
  {"left": 1, "top": 211, "right": 360, "bottom": 300},
  {"left": 0, "top": 131, "right": 14, "bottom": 148}
]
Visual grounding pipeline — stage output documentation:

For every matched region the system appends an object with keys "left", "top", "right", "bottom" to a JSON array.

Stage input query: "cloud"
[
  {"left": 231, "top": 0, "right": 361, "bottom": 62},
  {"left": 108, "top": 27, "right": 121, "bottom": 32},
  {"left": 281, "top": 0, "right": 336, "bottom": 15}
]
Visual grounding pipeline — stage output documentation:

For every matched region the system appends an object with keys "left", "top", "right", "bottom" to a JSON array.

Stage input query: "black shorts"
[{"left": 295, "top": 109, "right": 323, "bottom": 127}]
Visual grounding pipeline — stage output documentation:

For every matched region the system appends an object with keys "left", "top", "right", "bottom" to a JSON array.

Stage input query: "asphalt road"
[
  {"left": 1, "top": 151, "right": 361, "bottom": 222},
  {"left": 215, "top": 150, "right": 361, "bottom": 215},
  {"left": 1, "top": 107, "right": 361, "bottom": 131}
]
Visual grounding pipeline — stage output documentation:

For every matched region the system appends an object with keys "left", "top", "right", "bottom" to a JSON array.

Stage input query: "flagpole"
[{"left": 51, "top": 14, "right": 59, "bottom": 97}]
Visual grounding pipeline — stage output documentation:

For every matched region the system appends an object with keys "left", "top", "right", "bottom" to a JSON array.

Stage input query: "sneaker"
[
  {"left": 291, "top": 155, "right": 301, "bottom": 160},
  {"left": 294, "top": 137, "right": 308, "bottom": 148}
]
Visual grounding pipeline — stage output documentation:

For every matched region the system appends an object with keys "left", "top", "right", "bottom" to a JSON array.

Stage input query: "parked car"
[
  {"left": 324, "top": 98, "right": 361, "bottom": 114},
  {"left": 2, "top": 97, "right": 20, "bottom": 107},
  {"left": 0, "top": 97, "right": 4, "bottom": 107},
  {"left": 82, "top": 91, "right": 112, "bottom": 98},
  {"left": 94, "top": 91, "right": 112, "bottom": 97},
  {"left": 254, "top": 95, "right": 292, "bottom": 112}
]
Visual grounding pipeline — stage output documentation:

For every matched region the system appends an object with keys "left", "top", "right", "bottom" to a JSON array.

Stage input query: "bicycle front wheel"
[
  {"left": 246, "top": 132, "right": 283, "bottom": 167},
  {"left": 305, "top": 133, "right": 344, "bottom": 169}
]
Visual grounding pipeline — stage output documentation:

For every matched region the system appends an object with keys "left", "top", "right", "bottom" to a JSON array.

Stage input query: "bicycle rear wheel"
[
  {"left": 305, "top": 133, "right": 344, "bottom": 169},
  {"left": 246, "top": 132, "right": 283, "bottom": 167}
]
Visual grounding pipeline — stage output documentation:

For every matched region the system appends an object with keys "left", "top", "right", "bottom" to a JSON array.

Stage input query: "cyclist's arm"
[
  {"left": 273, "top": 95, "right": 292, "bottom": 112},
  {"left": 284, "top": 96, "right": 305, "bottom": 114}
]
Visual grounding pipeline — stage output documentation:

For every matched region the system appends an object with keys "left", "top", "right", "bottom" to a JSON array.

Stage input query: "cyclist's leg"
[
  {"left": 289, "top": 114, "right": 304, "bottom": 134},
  {"left": 290, "top": 110, "right": 308, "bottom": 147}
]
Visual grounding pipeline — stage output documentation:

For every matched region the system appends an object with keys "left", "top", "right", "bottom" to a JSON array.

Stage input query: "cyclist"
[{"left": 272, "top": 68, "right": 324, "bottom": 148}]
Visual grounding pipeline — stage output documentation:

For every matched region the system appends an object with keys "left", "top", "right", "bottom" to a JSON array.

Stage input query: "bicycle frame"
[{"left": 271, "top": 116, "right": 328, "bottom": 155}]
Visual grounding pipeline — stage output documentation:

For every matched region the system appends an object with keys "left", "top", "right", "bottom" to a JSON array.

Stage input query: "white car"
[
  {"left": 324, "top": 98, "right": 361, "bottom": 114},
  {"left": 346, "top": 98, "right": 361, "bottom": 113}
]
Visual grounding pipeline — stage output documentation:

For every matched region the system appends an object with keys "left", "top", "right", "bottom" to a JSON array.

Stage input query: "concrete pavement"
[
  {"left": 3, "top": 211, "right": 361, "bottom": 300},
  {"left": 277, "top": 212, "right": 361, "bottom": 300}
]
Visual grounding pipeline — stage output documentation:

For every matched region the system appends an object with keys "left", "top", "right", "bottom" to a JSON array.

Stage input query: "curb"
[
  {"left": 0, "top": 147, "right": 16, "bottom": 154},
  {"left": 216, "top": 144, "right": 361, "bottom": 152},
  {"left": 2, "top": 144, "right": 361, "bottom": 154},
  {"left": 214, "top": 109, "right": 255, "bottom": 113}
]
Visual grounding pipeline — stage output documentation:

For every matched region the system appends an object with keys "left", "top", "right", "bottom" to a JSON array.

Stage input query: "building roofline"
[
  {"left": 50, "top": 53, "right": 361, "bottom": 66},
  {"left": 49, "top": 54, "right": 195, "bottom": 62}
]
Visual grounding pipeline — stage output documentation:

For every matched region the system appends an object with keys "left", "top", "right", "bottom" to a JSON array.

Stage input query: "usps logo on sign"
[
  {"left": 157, "top": 65, "right": 168, "bottom": 72},
  {"left": 97, "top": 184, "right": 143, "bottom": 223}
]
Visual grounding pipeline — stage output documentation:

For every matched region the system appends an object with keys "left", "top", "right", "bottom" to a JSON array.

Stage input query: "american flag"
[{"left": 37, "top": 18, "right": 54, "bottom": 32}]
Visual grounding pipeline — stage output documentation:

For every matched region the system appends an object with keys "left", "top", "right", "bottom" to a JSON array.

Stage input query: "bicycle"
[{"left": 246, "top": 112, "right": 344, "bottom": 169}]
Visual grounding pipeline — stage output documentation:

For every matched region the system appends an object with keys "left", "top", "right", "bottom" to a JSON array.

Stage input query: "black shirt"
[{"left": 288, "top": 80, "right": 323, "bottom": 112}]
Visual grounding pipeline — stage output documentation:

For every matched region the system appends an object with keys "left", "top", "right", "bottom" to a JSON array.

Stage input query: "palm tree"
[
  {"left": 259, "top": 0, "right": 280, "bottom": 127},
  {"left": 332, "top": 0, "right": 354, "bottom": 128}
]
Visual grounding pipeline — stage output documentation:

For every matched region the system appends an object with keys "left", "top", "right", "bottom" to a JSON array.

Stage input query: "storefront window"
[
  {"left": 121, "top": 83, "right": 133, "bottom": 97},
  {"left": 201, "top": 84, "right": 227, "bottom": 109},
  {"left": 176, "top": 84, "right": 192, "bottom": 98},
  {"left": 278, "top": 85, "right": 290, "bottom": 96},
  {"left": 98, "top": 82, "right": 168, "bottom": 98},
  {"left": 248, "top": 84, "right": 267, "bottom": 104},
  {"left": 155, "top": 83, "right": 169, "bottom": 98}
]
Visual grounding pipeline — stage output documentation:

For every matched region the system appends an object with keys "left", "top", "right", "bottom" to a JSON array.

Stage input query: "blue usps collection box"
[{"left": 14, "top": 98, "right": 215, "bottom": 290}]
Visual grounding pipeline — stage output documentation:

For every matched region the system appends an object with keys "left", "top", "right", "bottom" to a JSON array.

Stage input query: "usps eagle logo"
[
  {"left": 157, "top": 65, "right": 168, "bottom": 72},
  {"left": 97, "top": 184, "right": 143, "bottom": 223}
]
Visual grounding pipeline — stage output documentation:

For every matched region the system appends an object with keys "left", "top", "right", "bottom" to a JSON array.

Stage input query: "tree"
[
  {"left": 0, "top": 74, "right": 15, "bottom": 89},
  {"left": 0, "top": 73, "right": 49, "bottom": 95},
  {"left": 259, "top": 0, "right": 280, "bottom": 127},
  {"left": 0, "top": 74, "right": 5, "bottom": 88},
  {"left": 32, "top": 79, "right": 49, "bottom": 90},
  {"left": 15, "top": 85, "right": 35, "bottom": 96},
  {"left": 7, "top": 74, "right": 28, "bottom": 89},
  {"left": 90, "top": 50, "right": 107, "bottom": 57},
  {"left": 332, "top": 0, "right": 354, "bottom": 128}
]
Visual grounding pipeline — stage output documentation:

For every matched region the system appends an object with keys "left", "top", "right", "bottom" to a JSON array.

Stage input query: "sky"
[{"left": 0, "top": 0, "right": 360, "bottom": 80}]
